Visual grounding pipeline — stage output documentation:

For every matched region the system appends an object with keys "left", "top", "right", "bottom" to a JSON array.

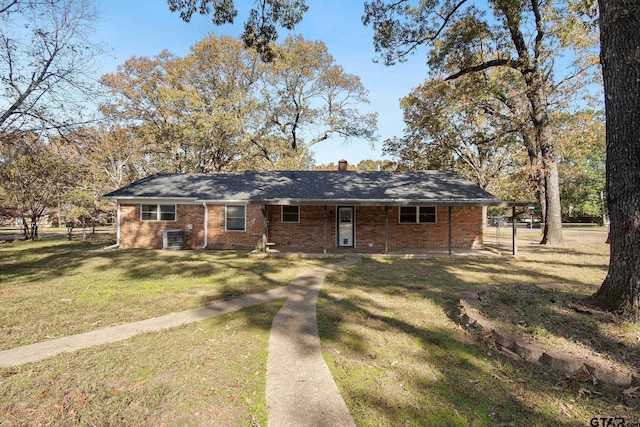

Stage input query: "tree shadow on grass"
[
  {"left": 329, "top": 257, "right": 626, "bottom": 368},
  {"left": 0, "top": 238, "right": 301, "bottom": 297},
  {"left": 474, "top": 283, "right": 640, "bottom": 373},
  {"left": 317, "top": 290, "right": 588, "bottom": 426},
  {"left": 316, "top": 251, "right": 638, "bottom": 424}
]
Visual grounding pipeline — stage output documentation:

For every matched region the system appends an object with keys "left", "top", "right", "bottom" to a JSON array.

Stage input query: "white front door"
[{"left": 338, "top": 207, "right": 354, "bottom": 247}]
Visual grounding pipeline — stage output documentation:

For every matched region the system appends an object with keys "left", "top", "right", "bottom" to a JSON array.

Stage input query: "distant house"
[{"left": 103, "top": 162, "right": 519, "bottom": 253}]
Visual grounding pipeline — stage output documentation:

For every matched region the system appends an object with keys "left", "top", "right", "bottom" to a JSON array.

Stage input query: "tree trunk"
[
  {"left": 538, "top": 177, "right": 546, "bottom": 229},
  {"left": 588, "top": 0, "right": 640, "bottom": 319},
  {"left": 526, "top": 76, "right": 563, "bottom": 244},
  {"left": 540, "top": 150, "right": 564, "bottom": 244}
]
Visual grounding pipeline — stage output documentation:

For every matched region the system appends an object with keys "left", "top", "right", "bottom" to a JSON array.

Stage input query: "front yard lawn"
[
  {"left": 0, "top": 237, "right": 322, "bottom": 350},
  {"left": 2, "top": 232, "right": 639, "bottom": 426},
  {"left": 319, "top": 233, "right": 640, "bottom": 426}
]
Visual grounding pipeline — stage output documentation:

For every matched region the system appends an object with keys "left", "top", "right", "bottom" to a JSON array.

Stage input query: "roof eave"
[{"left": 252, "top": 198, "right": 528, "bottom": 207}]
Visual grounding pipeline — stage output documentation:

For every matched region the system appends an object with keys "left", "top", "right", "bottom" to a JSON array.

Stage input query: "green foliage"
[
  {"left": 356, "top": 159, "right": 398, "bottom": 171},
  {"left": 384, "top": 73, "right": 526, "bottom": 193},
  {"left": 553, "top": 110, "right": 606, "bottom": 221},
  {"left": 0, "top": 133, "right": 78, "bottom": 239},
  {"left": 167, "top": 0, "right": 308, "bottom": 62}
]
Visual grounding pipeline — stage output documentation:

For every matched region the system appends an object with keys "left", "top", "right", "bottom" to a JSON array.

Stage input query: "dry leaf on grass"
[
  {"left": 622, "top": 386, "right": 640, "bottom": 397},
  {"left": 491, "top": 372, "right": 513, "bottom": 383},
  {"left": 578, "top": 388, "right": 602, "bottom": 397}
]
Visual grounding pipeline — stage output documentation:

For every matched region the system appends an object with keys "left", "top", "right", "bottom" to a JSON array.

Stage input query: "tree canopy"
[
  {"left": 384, "top": 73, "right": 525, "bottom": 193},
  {"left": 167, "top": 0, "right": 308, "bottom": 61},
  {"left": 100, "top": 34, "right": 377, "bottom": 173},
  {"left": 363, "top": 0, "right": 599, "bottom": 244}
]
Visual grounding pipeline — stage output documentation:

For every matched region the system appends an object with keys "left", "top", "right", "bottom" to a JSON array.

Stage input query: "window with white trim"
[
  {"left": 226, "top": 205, "right": 246, "bottom": 231},
  {"left": 141, "top": 204, "right": 176, "bottom": 221},
  {"left": 282, "top": 205, "right": 300, "bottom": 223},
  {"left": 399, "top": 206, "right": 437, "bottom": 224}
]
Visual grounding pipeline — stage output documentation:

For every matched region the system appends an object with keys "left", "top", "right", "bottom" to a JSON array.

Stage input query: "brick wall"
[
  {"left": 119, "top": 203, "right": 483, "bottom": 250},
  {"left": 205, "top": 204, "right": 263, "bottom": 249},
  {"left": 265, "top": 205, "right": 483, "bottom": 250},
  {"left": 376, "top": 206, "right": 483, "bottom": 250},
  {"left": 267, "top": 205, "right": 335, "bottom": 249},
  {"left": 119, "top": 204, "right": 205, "bottom": 249}
]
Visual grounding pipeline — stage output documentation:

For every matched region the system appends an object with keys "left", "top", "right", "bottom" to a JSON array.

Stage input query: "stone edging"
[{"left": 457, "top": 285, "right": 640, "bottom": 387}]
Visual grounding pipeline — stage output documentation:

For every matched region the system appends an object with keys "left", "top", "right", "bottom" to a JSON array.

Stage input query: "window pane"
[
  {"left": 227, "top": 218, "right": 245, "bottom": 231},
  {"left": 227, "top": 205, "right": 245, "bottom": 218},
  {"left": 226, "top": 205, "right": 246, "bottom": 231},
  {"left": 282, "top": 206, "right": 299, "bottom": 222},
  {"left": 399, "top": 206, "right": 417, "bottom": 223},
  {"left": 419, "top": 206, "right": 436, "bottom": 223},
  {"left": 141, "top": 205, "right": 157, "bottom": 221},
  {"left": 340, "top": 208, "right": 352, "bottom": 223},
  {"left": 159, "top": 205, "right": 176, "bottom": 221}
]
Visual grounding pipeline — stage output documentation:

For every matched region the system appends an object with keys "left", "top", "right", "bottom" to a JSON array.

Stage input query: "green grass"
[
  {"left": 2, "top": 232, "right": 639, "bottom": 426},
  {"left": 0, "top": 301, "right": 282, "bottom": 426},
  {"left": 319, "top": 236, "right": 640, "bottom": 426},
  {"left": 0, "top": 237, "right": 322, "bottom": 349}
]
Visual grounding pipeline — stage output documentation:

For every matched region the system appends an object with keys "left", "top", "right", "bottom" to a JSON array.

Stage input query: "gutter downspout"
[
  {"left": 116, "top": 202, "right": 121, "bottom": 247},
  {"left": 202, "top": 201, "right": 208, "bottom": 249}
]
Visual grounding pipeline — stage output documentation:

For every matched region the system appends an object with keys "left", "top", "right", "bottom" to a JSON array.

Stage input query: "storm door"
[{"left": 337, "top": 206, "right": 354, "bottom": 247}]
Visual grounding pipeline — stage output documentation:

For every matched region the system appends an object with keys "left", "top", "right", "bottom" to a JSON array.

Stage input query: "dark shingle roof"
[{"left": 103, "top": 171, "right": 507, "bottom": 206}]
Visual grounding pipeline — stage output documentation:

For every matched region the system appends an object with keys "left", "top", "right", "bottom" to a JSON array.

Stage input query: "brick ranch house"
[{"left": 103, "top": 165, "right": 525, "bottom": 254}]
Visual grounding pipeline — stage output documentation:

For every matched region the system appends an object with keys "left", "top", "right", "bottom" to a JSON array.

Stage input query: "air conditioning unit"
[{"left": 163, "top": 230, "right": 185, "bottom": 250}]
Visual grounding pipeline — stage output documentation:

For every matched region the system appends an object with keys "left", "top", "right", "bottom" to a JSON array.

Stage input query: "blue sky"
[{"left": 94, "top": 0, "right": 430, "bottom": 166}]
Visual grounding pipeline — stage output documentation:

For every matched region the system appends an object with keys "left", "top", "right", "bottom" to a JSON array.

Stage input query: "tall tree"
[
  {"left": 363, "top": 0, "right": 599, "bottom": 244},
  {"left": 385, "top": 74, "right": 523, "bottom": 192},
  {"left": 167, "top": 0, "right": 308, "bottom": 61},
  {"left": 69, "top": 125, "right": 143, "bottom": 191},
  {"left": 101, "top": 37, "right": 262, "bottom": 174},
  {"left": 0, "top": 0, "right": 102, "bottom": 137},
  {"left": 588, "top": 0, "right": 640, "bottom": 319},
  {"left": 252, "top": 35, "right": 378, "bottom": 169},
  {"left": 101, "top": 34, "right": 376, "bottom": 172}
]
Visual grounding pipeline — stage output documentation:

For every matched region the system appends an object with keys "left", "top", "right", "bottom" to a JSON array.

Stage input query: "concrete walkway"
[
  {"left": 266, "top": 256, "right": 361, "bottom": 427},
  {"left": 0, "top": 286, "right": 290, "bottom": 367},
  {"left": 0, "top": 256, "right": 362, "bottom": 426}
]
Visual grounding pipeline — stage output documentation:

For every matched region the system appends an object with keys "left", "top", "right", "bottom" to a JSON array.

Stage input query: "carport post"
[
  {"left": 512, "top": 206, "right": 518, "bottom": 256},
  {"left": 261, "top": 205, "right": 268, "bottom": 253},
  {"left": 384, "top": 205, "right": 389, "bottom": 254},
  {"left": 448, "top": 206, "right": 452, "bottom": 255},
  {"left": 323, "top": 205, "right": 327, "bottom": 254}
]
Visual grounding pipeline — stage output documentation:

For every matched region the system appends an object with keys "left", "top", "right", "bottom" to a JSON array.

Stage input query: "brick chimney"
[{"left": 338, "top": 159, "right": 348, "bottom": 171}]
